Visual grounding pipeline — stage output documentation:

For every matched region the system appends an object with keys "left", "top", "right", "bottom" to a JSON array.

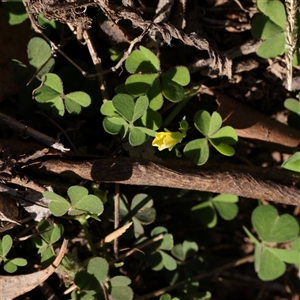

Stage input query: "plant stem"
[
  {"left": 162, "top": 87, "right": 200, "bottom": 128},
  {"left": 134, "top": 254, "right": 254, "bottom": 299},
  {"left": 77, "top": 215, "right": 97, "bottom": 257}
]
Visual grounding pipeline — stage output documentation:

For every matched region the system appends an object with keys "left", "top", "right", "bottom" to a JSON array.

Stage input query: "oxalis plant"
[{"left": 3, "top": 2, "right": 300, "bottom": 299}]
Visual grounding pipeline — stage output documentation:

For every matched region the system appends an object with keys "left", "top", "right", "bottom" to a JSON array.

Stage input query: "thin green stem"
[
  {"left": 161, "top": 97, "right": 190, "bottom": 129},
  {"left": 77, "top": 215, "right": 97, "bottom": 257},
  {"left": 161, "top": 86, "right": 200, "bottom": 128}
]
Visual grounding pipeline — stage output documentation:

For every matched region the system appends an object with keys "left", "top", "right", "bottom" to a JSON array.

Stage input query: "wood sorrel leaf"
[
  {"left": 73, "top": 195, "right": 104, "bottom": 215},
  {"left": 44, "top": 191, "right": 71, "bottom": 217},
  {"left": 125, "top": 74, "right": 158, "bottom": 96},
  {"left": 129, "top": 127, "right": 146, "bottom": 146},
  {"left": 64, "top": 91, "right": 91, "bottom": 114},
  {"left": 284, "top": 98, "right": 300, "bottom": 116},
  {"left": 27, "top": 37, "right": 55, "bottom": 78},
  {"left": 194, "top": 110, "right": 211, "bottom": 136},
  {"left": 112, "top": 94, "right": 135, "bottom": 122},
  {"left": 49, "top": 201, "right": 70, "bottom": 217},
  {"left": 191, "top": 201, "right": 216, "bottom": 228},
  {"left": 184, "top": 138, "right": 209, "bottom": 166},
  {"left": 34, "top": 73, "right": 63, "bottom": 101},
  {"left": 100, "top": 100, "right": 118, "bottom": 117},
  {"left": 87, "top": 257, "right": 108, "bottom": 282},
  {"left": 251, "top": 15, "right": 282, "bottom": 40},
  {"left": 256, "top": 32, "right": 285, "bottom": 58},
  {"left": 256, "top": 0, "right": 286, "bottom": 28},
  {"left": 0, "top": 235, "right": 13, "bottom": 257},
  {"left": 139, "top": 109, "right": 162, "bottom": 130},
  {"left": 68, "top": 186, "right": 89, "bottom": 206},
  {"left": 252, "top": 205, "right": 299, "bottom": 242},
  {"left": 132, "top": 95, "right": 149, "bottom": 122},
  {"left": 281, "top": 152, "right": 300, "bottom": 173},
  {"left": 161, "top": 76, "right": 184, "bottom": 102},
  {"left": 103, "top": 117, "right": 128, "bottom": 136},
  {"left": 125, "top": 46, "right": 160, "bottom": 73},
  {"left": 162, "top": 66, "right": 190, "bottom": 86},
  {"left": 256, "top": 246, "right": 285, "bottom": 281}
]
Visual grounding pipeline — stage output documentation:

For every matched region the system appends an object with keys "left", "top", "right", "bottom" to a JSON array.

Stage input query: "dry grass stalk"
[{"left": 285, "top": 0, "right": 298, "bottom": 91}]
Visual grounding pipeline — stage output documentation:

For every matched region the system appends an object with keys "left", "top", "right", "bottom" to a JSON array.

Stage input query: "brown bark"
[{"left": 29, "top": 157, "right": 300, "bottom": 206}]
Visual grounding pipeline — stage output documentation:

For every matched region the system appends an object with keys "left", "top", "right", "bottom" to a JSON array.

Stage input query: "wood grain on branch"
[{"left": 29, "top": 157, "right": 300, "bottom": 206}]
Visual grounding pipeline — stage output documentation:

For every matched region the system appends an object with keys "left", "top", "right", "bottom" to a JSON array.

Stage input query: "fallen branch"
[
  {"left": 0, "top": 239, "right": 68, "bottom": 300},
  {"left": 27, "top": 157, "right": 300, "bottom": 206}
]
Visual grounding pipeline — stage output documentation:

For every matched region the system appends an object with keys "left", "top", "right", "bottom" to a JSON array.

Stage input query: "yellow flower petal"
[{"left": 152, "top": 129, "right": 185, "bottom": 151}]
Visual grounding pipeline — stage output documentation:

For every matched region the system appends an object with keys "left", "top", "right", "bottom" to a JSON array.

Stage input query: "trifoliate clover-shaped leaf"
[
  {"left": 184, "top": 110, "right": 237, "bottom": 165},
  {"left": 212, "top": 194, "right": 239, "bottom": 220},
  {"left": 191, "top": 194, "right": 239, "bottom": 227},
  {"left": 34, "top": 73, "right": 91, "bottom": 117},
  {"left": 38, "top": 220, "right": 64, "bottom": 244},
  {"left": 31, "top": 220, "right": 64, "bottom": 267},
  {"left": 120, "top": 193, "right": 156, "bottom": 238},
  {"left": 251, "top": 0, "right": 286, "bottom": 59},
  {"left": 64, "top": 92, "right": 91, "bottom": 115},
  {"left": 4, "top": 258, "right": 27, "bottom": 273},
  {"left": 124, "top": 49, "right": 190, "bottom": 109},
  {"left": 131, "top": 194, "right": 156, "bottom": 225},
  {"left": 109, "top": 276, "right": 133, "bottom": 300},
  {"left": 68, "top": 186, "right": 104, "bottom": 216},
  {"left": 171, "top": 240, "right": 198, "bottom": 261},
  {"left": 245, "top": 205, "right": 300, "bottom": 282},
  {"left": 252, "top": 205, "right": 299, "bottom": 243},
  {"left": 194, "top": 110, "right": 222, "bottom": 136},
  {"left": 104, "top": 94, "right": 149, "bottom": 146},
  {"left": 209, "top": 126, "right": 238, "bottom": 156},
  {"left": 44, "top": 186, "right": 103, "bottom": 217},
  {"left": 0, "top": 235, "right": 27, "bottom": 273}
]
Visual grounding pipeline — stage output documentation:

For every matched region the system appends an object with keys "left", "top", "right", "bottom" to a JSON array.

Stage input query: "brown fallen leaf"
[
  {"left": 0, "top": 193, "right": 20, "bottom": 225},
  {"left": 0, "top": 239, "right": 68, "bottom": 300}
]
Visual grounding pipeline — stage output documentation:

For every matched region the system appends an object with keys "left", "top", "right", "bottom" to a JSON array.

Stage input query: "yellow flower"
[{"left": 152, "top": 129, "right": 185, "bottom": 151}]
